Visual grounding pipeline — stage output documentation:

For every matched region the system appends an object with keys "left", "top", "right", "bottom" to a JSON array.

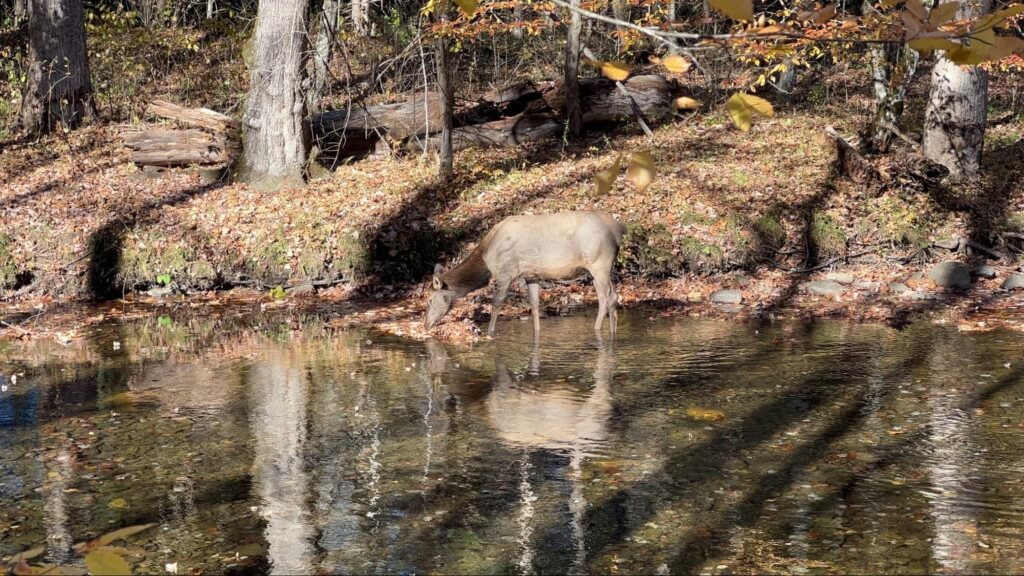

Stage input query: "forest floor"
[{"left": 2, "top": 68, "right": 1024, "bottom": 343}]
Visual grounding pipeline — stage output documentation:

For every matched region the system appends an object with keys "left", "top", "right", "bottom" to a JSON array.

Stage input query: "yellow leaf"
[
  {"left": 908, "top": 36, "right": 960, "bottom": 52},
  {"left": 726, "top": 92, "right": 774, "bottom": 132},
  {"left": 927, "top": 1, "right": 960, "bottom": 25},
  {"left": 98, "top": 524, "right": 157, "bottom": 547},
  {"left": 673, "top": 96, "right": 703, "bottom": 110},
  {"left": 594, "top": 155, "right": 622, "bottom": 196},
  {"left": 661, "top": 54, "right": 692, "bottom": 74},
  {"left": 627, "top": 150, "right": 656, "bottom": 192},
  {"left": 751, "top": 24, "right": 788, "bottom": 34},
  {"left": 905, "top": 0, "right": 927, "bottom": 21},
  {"left": 107, "top": 498, "right": 127, "bottom": 509},
  {"left": 686, "top": 407, "right": 726, "bottom": 421},
  {"left": 986, "top": 36, "right": 1024, "bottom": 61},
  {"left": 709, "top": 0, "right": 754, "bottom": 21},
  {"left": 811, "top": 4, "right": 837, "bottom": 23},
  {"left": 452, "top": 0, "right": 477, "bottom": 17},
  {"left": 84, "top": 550, "right": 131, "bottom": 576},
  {"left": 992, "top": 4, "right": 1024, "bottom": 22},
  {"left": 947, "top": 44, "right": 988, "bottom": 65},
  {"left": 601, "top": 61, "right": 631, "bottom": 81}
]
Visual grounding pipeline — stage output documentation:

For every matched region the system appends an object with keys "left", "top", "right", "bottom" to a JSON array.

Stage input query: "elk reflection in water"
[{"left": 428, "top": 337, "right": 615, "bottom": 574}]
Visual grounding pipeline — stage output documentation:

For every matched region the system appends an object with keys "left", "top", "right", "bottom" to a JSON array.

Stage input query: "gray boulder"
[
  {"left": 1002, "top": 273, "right": 1024, "bottom": 291},
  {"left": 802, "top": 280, "right": 845, "bottom": 297},
  {"left": 710, "top": 289, "right": 743, "bottom": 304},
  {"left": 927, "top": 261, "right": 971, "bottom": 290}
]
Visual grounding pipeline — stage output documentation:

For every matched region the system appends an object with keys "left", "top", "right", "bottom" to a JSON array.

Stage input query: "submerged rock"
[
  {"left": 710, "top": 289, "right": 743, "bottom": 304},
  {"left": 927, "top": 261, "right": 971, "bottom": 290},
  {"left": 802, "top": 280, "right": 845, "bottom": 297},
  {"left": 1002, "top": 273, "right": 1024, "bottom": 291}
]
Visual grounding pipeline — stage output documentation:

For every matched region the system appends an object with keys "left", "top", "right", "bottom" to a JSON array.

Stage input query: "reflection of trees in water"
[
  {"left": 248, "top": 350, "right": 315, "bottom": 575},
  {"left": 42, "top": 439, "right": 73, "bottom": 565},
  {"left": 926, "top": 333, "right": 978, "bottom": 574}
]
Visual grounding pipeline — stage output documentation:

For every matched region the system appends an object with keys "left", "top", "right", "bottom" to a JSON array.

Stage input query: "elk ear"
[
  {"left": 432, "top": 264, "right": 445, "bottom": 290},
  {"left": 432, "top": 275, "right": 443, "bottom": 290}
]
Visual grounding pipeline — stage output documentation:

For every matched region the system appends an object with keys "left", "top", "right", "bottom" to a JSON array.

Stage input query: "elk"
[{"left": 424, "top": 211, "right": 626, "bottom": 338}]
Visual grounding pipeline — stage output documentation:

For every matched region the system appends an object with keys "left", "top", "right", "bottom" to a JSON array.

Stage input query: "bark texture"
[
  {"left": 434, "top": 18, "right": 454, "bottom": 178},
  {"left": 20, "top": 0, "right": 94, "bottom": 135},
  {"left": 309, "top": 0, "right": 342, "bottom": 112},
  {"left": 565, "top": 0, "right": 582, "bottom": 138},
  {"left": 238, "top": 0, "right": 310, "bottom": 190},
  {"left": 868, "top": 43, "right": 919, "bottom": 152},
  {"left": 922, "top": 0, "right": 991, "bottom": 178}
]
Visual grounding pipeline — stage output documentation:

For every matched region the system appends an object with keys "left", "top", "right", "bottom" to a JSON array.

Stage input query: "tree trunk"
[
  {"left": 867, "top": 43, "right": 919, "bottom": 153},
  {"left": 351, "top": 0, "right": 368, "bottom": 36},
  {"left": 512, "top": 1, "right": 524, "bottom": 39},
  {"left": 434, "top": 17, "right": 454, "bottom": 178},
  {"left": 20, "top": 0, "right": 94, "bottom": 135},
  {"left": 238, "top": 0, "right": 310, "bottom": 190},
  {"left": 309, "top": 0, "right": 342, "bottom": 112},
  {"left": 206, "top": 0, "right": 214, "bottom": 18},
  {"left": 922, "top": 0, "right": 990, "bottom": 178},
  {"left": 666, "top": 0, "right": 675, "bottom": 21},
  {"left": 565, "top": 0, "right": 582, "bottom": 138}
]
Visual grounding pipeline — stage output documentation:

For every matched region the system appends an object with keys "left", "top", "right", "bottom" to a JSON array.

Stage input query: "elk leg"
[
  {"left": 488, "top": 277, "right": 512, "bottom": 337},
  {"left": 608, "top": 280, "right": 619, "bottom": 338},
  {"left": 592, "top": 274, "right": 609, "bottom": 335},
  {"left": 527, "top": 280, "right": 541, "bottom": 340}
]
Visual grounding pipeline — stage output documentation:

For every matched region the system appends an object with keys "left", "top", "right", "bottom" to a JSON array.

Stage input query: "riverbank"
[{"left": 3, "top": 71, "right": 1024, "bottom": 341}]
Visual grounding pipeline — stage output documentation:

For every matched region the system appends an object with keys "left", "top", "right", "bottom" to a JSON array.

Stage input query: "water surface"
[{"left": 2, "top": 310, "right": 1024, "bottom": 574}]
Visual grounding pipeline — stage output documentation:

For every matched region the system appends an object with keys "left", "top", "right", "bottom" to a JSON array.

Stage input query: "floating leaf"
[
  {"left": 593, "top": 155, "right": 622, "bottom": 196},
  {"left": 726, "top": 92, "right": 774, "bottom": 132},
  {"left": 709, "top": 0, "right": 754, "bottom": 21},
  {"left": 107, "top": 498, "right": 128, "bottom": 510},
  {"left": 84, "top": 550, "right": 131, "bottom": 576},
  {"left": 10, "top": 547, "right": 46, "bottom": 564},
  {"left": 96, "top": 524, "right": 157, "bottom": 548},
  {"left": 453, "top": 0, "right": 477, "bottom": 17},
  {"left": 600, "top": 61, "right": 631, "bottom": 81},
  {"left": 673, "top": 96, "right": 703, "bottom": 110},
  {"left": 627, "top": 150, "right": 656, "bottom": 193},
  {"left": 927, "top": 1, "right": 960, "bottom": 25},
  {"left": 661, "top": 54, "right": 691, "bottom": 73},
  {"left": 686, "top": 407, "right": 727, "bottom": 421}
]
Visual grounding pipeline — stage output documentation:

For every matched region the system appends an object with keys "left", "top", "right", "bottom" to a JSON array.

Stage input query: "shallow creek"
[{"left": 2, "top": 309, "right": 1024, "bottom": 574}]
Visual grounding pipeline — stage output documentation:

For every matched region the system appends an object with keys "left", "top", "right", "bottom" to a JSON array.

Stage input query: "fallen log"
[
  {"left": 409, "top": 113, "right": 562, "bottom": 153},
  {"left": 311, "top": 92, "right": 444, "bottom": 140},
  {"left": 537, "top": 74, "right": 675, "bottom": 125},
  {"left": 147, "top": 99, "right": 240, "bottom": 135},
  {"left": 123, "top": 128, "right": 239, "bottom": 168}
]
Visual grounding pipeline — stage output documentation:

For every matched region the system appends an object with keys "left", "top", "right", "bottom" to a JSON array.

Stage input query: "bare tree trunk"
[
  {"left": 20, "top": 0, "right": 94, "bottom": 135},
  {"left": 14, "top": 0, "right": 27, "bottom": 23},
  {"left": 867, "top": 44, "right": 919, "bottom": 153},
  {"left": 309, "top": 0, "right": 341, "bottom": 112},
  {"left": 512, "top": 2, "right": 524, "bottom": 38},
  {"left": 565, "top": 0, "right": 582, "bottom": 138},
  {"left": 206, "top": 0, "right": 214, "bottom": 19},
  {"left": 922, "top": 0, "right": 990, "bottom": 178},
  {"left": 351, "top": 0, "right": 368, "bottom": 35},
  {"left": 238, "top": 0, "right": 310, "bottom": 190},
  {"left": 666, "top": 0, "right": 675, "bottom": 21},
  {"left": 435, "top": 28, "right": 454, "bottom": 178}
]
